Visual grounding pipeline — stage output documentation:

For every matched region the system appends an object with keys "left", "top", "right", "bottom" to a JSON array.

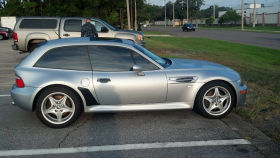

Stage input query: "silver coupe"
[{"left": 11, "top": 37, "right": 247, "bottom": 128}]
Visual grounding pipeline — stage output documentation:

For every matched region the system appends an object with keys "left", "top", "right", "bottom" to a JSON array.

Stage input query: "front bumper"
[
  {"left": 11, "top": 85, "right": 39, "bottom": 111},
  {"left": 233, "top": 81, "right": 247, "bottom": 106}
]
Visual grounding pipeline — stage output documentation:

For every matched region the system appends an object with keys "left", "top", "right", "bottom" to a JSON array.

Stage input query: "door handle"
[
  {"left": 63, "top": 33, "right": 70, "bottom": 37},
  {"left": 97, "top": 78, "right": 111, "bottom": 83}
]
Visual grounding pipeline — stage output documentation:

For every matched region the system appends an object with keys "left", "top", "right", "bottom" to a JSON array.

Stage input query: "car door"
[
  {"left": 88, "top": 45, "right": 167, "bottom": 105},
  {"left": 60, "top": 18, "right": 85, "bottom": 38},
  {"left": 90, "top": 20, "right": 113, "bottom": 38}
]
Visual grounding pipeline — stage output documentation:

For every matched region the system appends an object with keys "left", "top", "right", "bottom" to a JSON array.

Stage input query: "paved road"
[
  {"left": 144, "top": 27, "right": 280, "bottom": 50},
  {"left": 0, "top": 40, "right": 277, "bottom": 158}
]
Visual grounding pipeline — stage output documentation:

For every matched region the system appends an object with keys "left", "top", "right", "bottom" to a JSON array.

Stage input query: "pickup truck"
[{"left": 12, "top": 17, "right": 144, "bottom": 52}]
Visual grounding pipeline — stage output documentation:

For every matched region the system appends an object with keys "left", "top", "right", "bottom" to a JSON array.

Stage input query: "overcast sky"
[{"left": 147, "top": 0, "right": 279, "bottom": 9}]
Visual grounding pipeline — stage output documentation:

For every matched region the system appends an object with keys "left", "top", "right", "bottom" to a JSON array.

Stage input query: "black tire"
[
  {"left": 0, "top": 35, "right": 3, "bottom": 40},
  {"left": 29, "top": 43, "right": 38, "bottom": 52},
  {"left": 195, "top": 81, "right": 236, "bottom": 119},
  {"left": 35, "top": 87, "right": 82, "bottom": 128}
]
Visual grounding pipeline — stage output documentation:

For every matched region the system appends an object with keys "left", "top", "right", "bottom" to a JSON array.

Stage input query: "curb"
[{"left": 221, "top": 113, "right": 280, "bottom": 158}]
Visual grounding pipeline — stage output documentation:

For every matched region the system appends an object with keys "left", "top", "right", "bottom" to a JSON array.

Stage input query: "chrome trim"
[{"left": 168, "top": 76, "right": 198, "bottom": 84}]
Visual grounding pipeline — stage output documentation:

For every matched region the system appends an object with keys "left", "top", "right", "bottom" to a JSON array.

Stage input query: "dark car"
[
  {"left": 0, "top": 27, "right": 13, "bottom": 40},
  {"left": 182, "top": 23, "right": 195, "bottom": 32}
]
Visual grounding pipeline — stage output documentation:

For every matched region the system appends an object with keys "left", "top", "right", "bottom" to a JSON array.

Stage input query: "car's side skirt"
[{"left": 84, "top": 102, "right": 193, "bottom": 113}]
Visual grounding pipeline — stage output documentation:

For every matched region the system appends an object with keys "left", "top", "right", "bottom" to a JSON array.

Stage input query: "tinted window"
[
  {"left": 132, "top": 53, "right": 159, "bottom": 71},
  {"left": 89, "top": 46, "right": 134, "bottom": 72},
  {"left": 19, "top": 19, "right": 57, "bottom": 29},
  {"left": 133, "top": 44, "right": 166, "bottom": 67},
  {"left": 35, "top": 46, "right": 91, "bottom": 71},
  {"left": 64, "top": 20, "right": 82, "bottom": 32}
]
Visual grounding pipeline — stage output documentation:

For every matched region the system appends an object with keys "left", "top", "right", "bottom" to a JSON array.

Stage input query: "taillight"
[
  {"left": 16, "top": 76, "right": 25, "bottom": 88},
  {"left": 13, "top": 32, "right": 18, "bottom": 42}
]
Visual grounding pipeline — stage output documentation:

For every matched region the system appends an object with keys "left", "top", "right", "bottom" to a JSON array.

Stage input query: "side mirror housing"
[
  {"left": 101, "top": 26, "right": 108, "bottom": 33},
  {"left": 132, "top": 65, "right": 145, "bottom": 76}
]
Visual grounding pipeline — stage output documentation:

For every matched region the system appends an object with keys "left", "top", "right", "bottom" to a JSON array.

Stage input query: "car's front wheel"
[
  {"left": 35, "top": 87, "right": 82, "bottom": 128},
  {"left": 195, "top": 81, "right": 236, "bottom": 118}
]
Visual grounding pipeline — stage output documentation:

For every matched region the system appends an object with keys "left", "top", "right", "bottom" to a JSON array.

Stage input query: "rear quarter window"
[
  {"left": 34, "top": 46, "right": 91, "bottom": 71},
  {"left": 19, "top": 19, "right": 58, "bottom": 29}
]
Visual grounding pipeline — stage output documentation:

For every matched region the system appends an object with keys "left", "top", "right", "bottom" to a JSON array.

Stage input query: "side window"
[
  {"left": 19, "top": 19, "right": 57, "bottom": 29},
  {"left": 35, "top": 46, "right": 91, "bottom": 71},
  {"left": 90, "top": 21, "right": 104, "bottom": 32},
  {"left": 64, "top": 20, "right": 82, "bottom": 32},
  {"left": 132, "top": 53, "right": 159, "bottom": 71},
  {"left": 88, "top": 46, "right": 134, "bottom": 72}
]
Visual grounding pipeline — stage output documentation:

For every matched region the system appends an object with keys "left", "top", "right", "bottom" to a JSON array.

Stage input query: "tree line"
[{"left": 0, "top": 0, "right": 241, "bottom": 27}]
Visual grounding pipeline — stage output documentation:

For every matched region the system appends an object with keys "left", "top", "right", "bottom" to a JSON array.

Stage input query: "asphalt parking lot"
[
  {"left": 144, "top": 26, "right": 280, "bottom": 50},
  {"left": 0, "top": 40, "right": 277, "bottom": 158}
]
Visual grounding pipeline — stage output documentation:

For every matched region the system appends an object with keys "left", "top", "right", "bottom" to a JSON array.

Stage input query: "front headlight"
[{"left": 237, "top": 79, "right": 244, "bottom": 86}]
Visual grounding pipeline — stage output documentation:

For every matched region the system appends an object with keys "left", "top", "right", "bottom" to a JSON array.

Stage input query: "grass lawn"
[
  {"left": 145, "top": 36, "right": 280, "bottom": 143},
  {"left": 199, "top": 25, "right": 280, "bottom": 33}
]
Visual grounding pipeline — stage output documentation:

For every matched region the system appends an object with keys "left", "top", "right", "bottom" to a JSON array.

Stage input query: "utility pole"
[
  {"left": 241, "top": 0, "right": 244, "bottom": 31},
  {"left": 213, "top": 5, "right": 215, "bottom": 18},
  {"left": 134, "top": 0, "right": 137, "bottom": 31},
  {"left": 164, "top": 0, "right": 167, "bottom": 27},
  {"left": 195, "top": 0, "right": 198, "bottom": 28},
  {"left": 253, "top": 0, "right": 256, "bottom": 28},
  {"left": 126, "top": 0, "right": 131, "bottom": 30},
  {"left": 187, "top": 0, "right": 189, "bottom": 22},
  {"left": 173, "top": 1, "right": 175, "bottom": 27}
]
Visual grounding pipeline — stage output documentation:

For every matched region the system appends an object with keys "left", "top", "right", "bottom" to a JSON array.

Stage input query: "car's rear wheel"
[
  {"left": 0, "top": 35, "right": 3, "bottom": 40},
  {"left": 35, "top": 87, "right": 82, "bottom": 128},
  {"left": 195, "top": 81, "right": 236, "bottom": 118}
]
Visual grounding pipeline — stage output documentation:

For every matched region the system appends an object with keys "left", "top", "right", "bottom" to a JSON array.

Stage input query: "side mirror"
[
  {"left": 132, "top": 65, "right": 145, "bottom": 76},
  {"left": 101, "top": 26, "right": 108, "bottom": 33}
]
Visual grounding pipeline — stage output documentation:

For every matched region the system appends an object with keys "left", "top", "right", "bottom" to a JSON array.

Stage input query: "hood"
[
  {"left": 166, "top": 58, "right": 229, "bottom": 70},
  {"left": 117, "top": 29, "right": 143, "bottom": 35}
]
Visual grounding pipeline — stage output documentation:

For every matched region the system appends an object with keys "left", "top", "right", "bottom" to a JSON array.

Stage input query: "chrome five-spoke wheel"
[
  {"left": 36, "top": 87, "right": 81, "bottom": 128},
  {"left": 42, "top": 92, "right": 75, "bottom": 124},
  {"left": 203, "top": 86, "right": 231, "bottom": 116},
  {"left": 196, "top": 81, "right": 236, "bottom": 118}
]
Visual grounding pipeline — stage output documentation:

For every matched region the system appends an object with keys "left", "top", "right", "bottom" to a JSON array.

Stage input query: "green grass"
[
  {"left": 145, "top": 36, "right": 280, "bottom": 142},
  {"left": 142, "top": 31, "right": 169, "bottom": 35},
  {"left": 199, "top": 25, "right": 280, "bottom": 33}
]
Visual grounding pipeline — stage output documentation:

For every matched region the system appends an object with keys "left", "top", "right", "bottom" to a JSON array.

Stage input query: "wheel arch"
[
  {"left": 25, "top": 33, "right": 50, "bottom": 51},
  {"left": 32, "top": 84, "right": 86, "bottom": 112}
]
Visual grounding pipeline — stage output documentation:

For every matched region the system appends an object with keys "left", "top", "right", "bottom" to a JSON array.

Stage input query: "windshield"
[
  {"left": 95, "top": 19, "right": 116, "bottom": 31},
  {"left": 133, "top": 44, "right": 167, "bottom": 67}
]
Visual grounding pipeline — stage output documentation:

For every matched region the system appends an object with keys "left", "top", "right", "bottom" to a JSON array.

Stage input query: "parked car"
[
  {"left": 182, "top": 23, "right": 195, "bottom": 32},
  {"left": 11, "top": 37, "right": 247, "bottom": 128},
  {"left": 0, "top": 27, "right": 13, "bottom": 40},
  {"left": 12, "top": 17, "right": 144, "bottom": 52}
]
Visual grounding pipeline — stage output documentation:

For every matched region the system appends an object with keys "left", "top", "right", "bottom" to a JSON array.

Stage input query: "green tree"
[
  {"left": 219, "top": 9, "right": 241, "bottom": 24},
  {"left": 198, "top": 5, "right": 230, "bottom": 18},
  {"left": 206, "top": 16, "right": 214, "bottom": 25}
]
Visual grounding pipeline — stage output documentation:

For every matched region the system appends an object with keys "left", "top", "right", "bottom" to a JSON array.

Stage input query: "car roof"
[{"left": 45, "top": 37, "right": 134, "bottom": 46}]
